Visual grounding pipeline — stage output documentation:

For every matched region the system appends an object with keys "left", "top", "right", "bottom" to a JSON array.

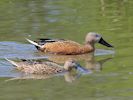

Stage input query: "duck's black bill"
[
  {"left": 76, "top": 63, "right": 91, "bottom": 74},
  {"left": 99, "top": 38, "right": 113, "bottom": 47}
]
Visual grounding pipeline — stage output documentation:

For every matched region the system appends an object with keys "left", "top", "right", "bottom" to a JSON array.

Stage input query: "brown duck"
[{"left": 26, "top": 32, "right": 113, "bottom": 55}]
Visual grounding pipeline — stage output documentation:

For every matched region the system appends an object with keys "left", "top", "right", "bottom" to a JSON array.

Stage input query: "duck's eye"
[
  {"left": 71, "top": 61, "right": 74, "bottom": 63},
  {"left": 95, "top": 34, "right": 99, "bottom": 37},
  {"left": 72, "top": 61, "right": 76, "bottom": 64}
]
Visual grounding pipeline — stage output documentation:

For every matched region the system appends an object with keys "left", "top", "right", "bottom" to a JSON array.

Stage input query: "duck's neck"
[
  {"left": 86, "top": 41, "right": 94, "bottom": 47},
  {"left": 84, "top": 42, "right": 95, "bottom": 52},
  {"left": 64, "top": 65, "right": 72, "bottom": 71}
]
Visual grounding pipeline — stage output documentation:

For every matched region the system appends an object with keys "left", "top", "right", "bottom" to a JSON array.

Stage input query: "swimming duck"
[
  {"left": 6, "top": 59, "right": 83, "bottom": 75},
  {"left": 26, "top": 32, "right": 113, "bottom": 55}
]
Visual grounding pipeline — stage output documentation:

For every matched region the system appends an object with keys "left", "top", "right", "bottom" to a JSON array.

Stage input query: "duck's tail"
[
  {"left": 5, "top": 58, "right": 19, "bottom": 67},
  {"left": 26, "top": 38, "right": 42, "bottom": 48}
]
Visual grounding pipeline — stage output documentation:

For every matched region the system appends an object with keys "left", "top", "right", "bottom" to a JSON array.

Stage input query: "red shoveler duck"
[
  {"left": 26, "top": 32, "right": 113, "bottom": 55},
  {"left": 6, "top": 59, "right": 84, "bottom": 75}
]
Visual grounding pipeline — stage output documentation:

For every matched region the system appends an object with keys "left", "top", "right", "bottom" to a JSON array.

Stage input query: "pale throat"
[{"left": 64, "top": 64, "right": 72, "bottom": 71}]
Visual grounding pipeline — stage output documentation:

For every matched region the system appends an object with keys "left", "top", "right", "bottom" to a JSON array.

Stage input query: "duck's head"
[
  {"left": 64, "top": 59, "right": 90, "bottom": 73},
  {"left": 85, "top": 32, "right": 113, "bottom": 47},
  {"left": 64, "top": 59, "right": 79, "bottom": 71}
]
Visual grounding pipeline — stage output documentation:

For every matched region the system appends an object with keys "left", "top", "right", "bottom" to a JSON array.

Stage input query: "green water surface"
[{"left": 0, "top": 0, "right": 133, "bottom": 100}]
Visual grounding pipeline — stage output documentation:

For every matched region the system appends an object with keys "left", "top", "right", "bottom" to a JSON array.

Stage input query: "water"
[{"left": 0, "top": 0, "right": 133, "bottom": 100}]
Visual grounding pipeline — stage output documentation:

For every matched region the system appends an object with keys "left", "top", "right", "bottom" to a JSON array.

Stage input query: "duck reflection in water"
[{"left": 43, "top": 53, "right": 112, "bottom": 71}]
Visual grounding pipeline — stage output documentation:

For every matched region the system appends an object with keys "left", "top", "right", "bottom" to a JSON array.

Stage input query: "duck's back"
[
  {"left": 42, "top": 40, "right": 83, "bottom": 54},
  {"left": 16, "top": 61, "right": 65, "bottom": 74}
]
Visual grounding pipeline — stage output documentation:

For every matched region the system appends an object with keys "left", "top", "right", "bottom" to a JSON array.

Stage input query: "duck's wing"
[
  {"left": 26, "top": 61, "right": 65, "bottom": 74},
  {"left": 38, "top": 38, "right": 65, "bottom": 43},
  {"left": 42, "top": 40, "right": 83, "bottom": 54},
  {"left": 6, "top": 58, "right": 65, "bottom": 74},
  {"left": 36, "top": 38, "right": 66, "bottom": 49},
  {"left": 36, "top": 38, "right": 65, "bottom": 46},
  {"left": 26, "top": 38, "right": 65, "bottom": 50},
  {"left": 26, "top": 38, "right": 84, "bottom": 54}
]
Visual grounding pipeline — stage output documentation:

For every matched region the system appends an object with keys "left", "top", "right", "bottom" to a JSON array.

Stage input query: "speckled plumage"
[
  {"left": 6, "top": 59, "right": 79, "bottom": 75},
  {"left": 16, "top": 61, "right": 64, "bottom": 74}
]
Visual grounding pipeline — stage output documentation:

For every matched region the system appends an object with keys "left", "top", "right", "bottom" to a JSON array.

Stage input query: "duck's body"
[
  {"left": 6, "top": 59, "right": 82, "bottom": 75},
  {"left": 39, "top": 40, "right": 93, "bottom": 55},
  {"left": 26, "top": 32, "right": 113, "bottom": 55}
]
